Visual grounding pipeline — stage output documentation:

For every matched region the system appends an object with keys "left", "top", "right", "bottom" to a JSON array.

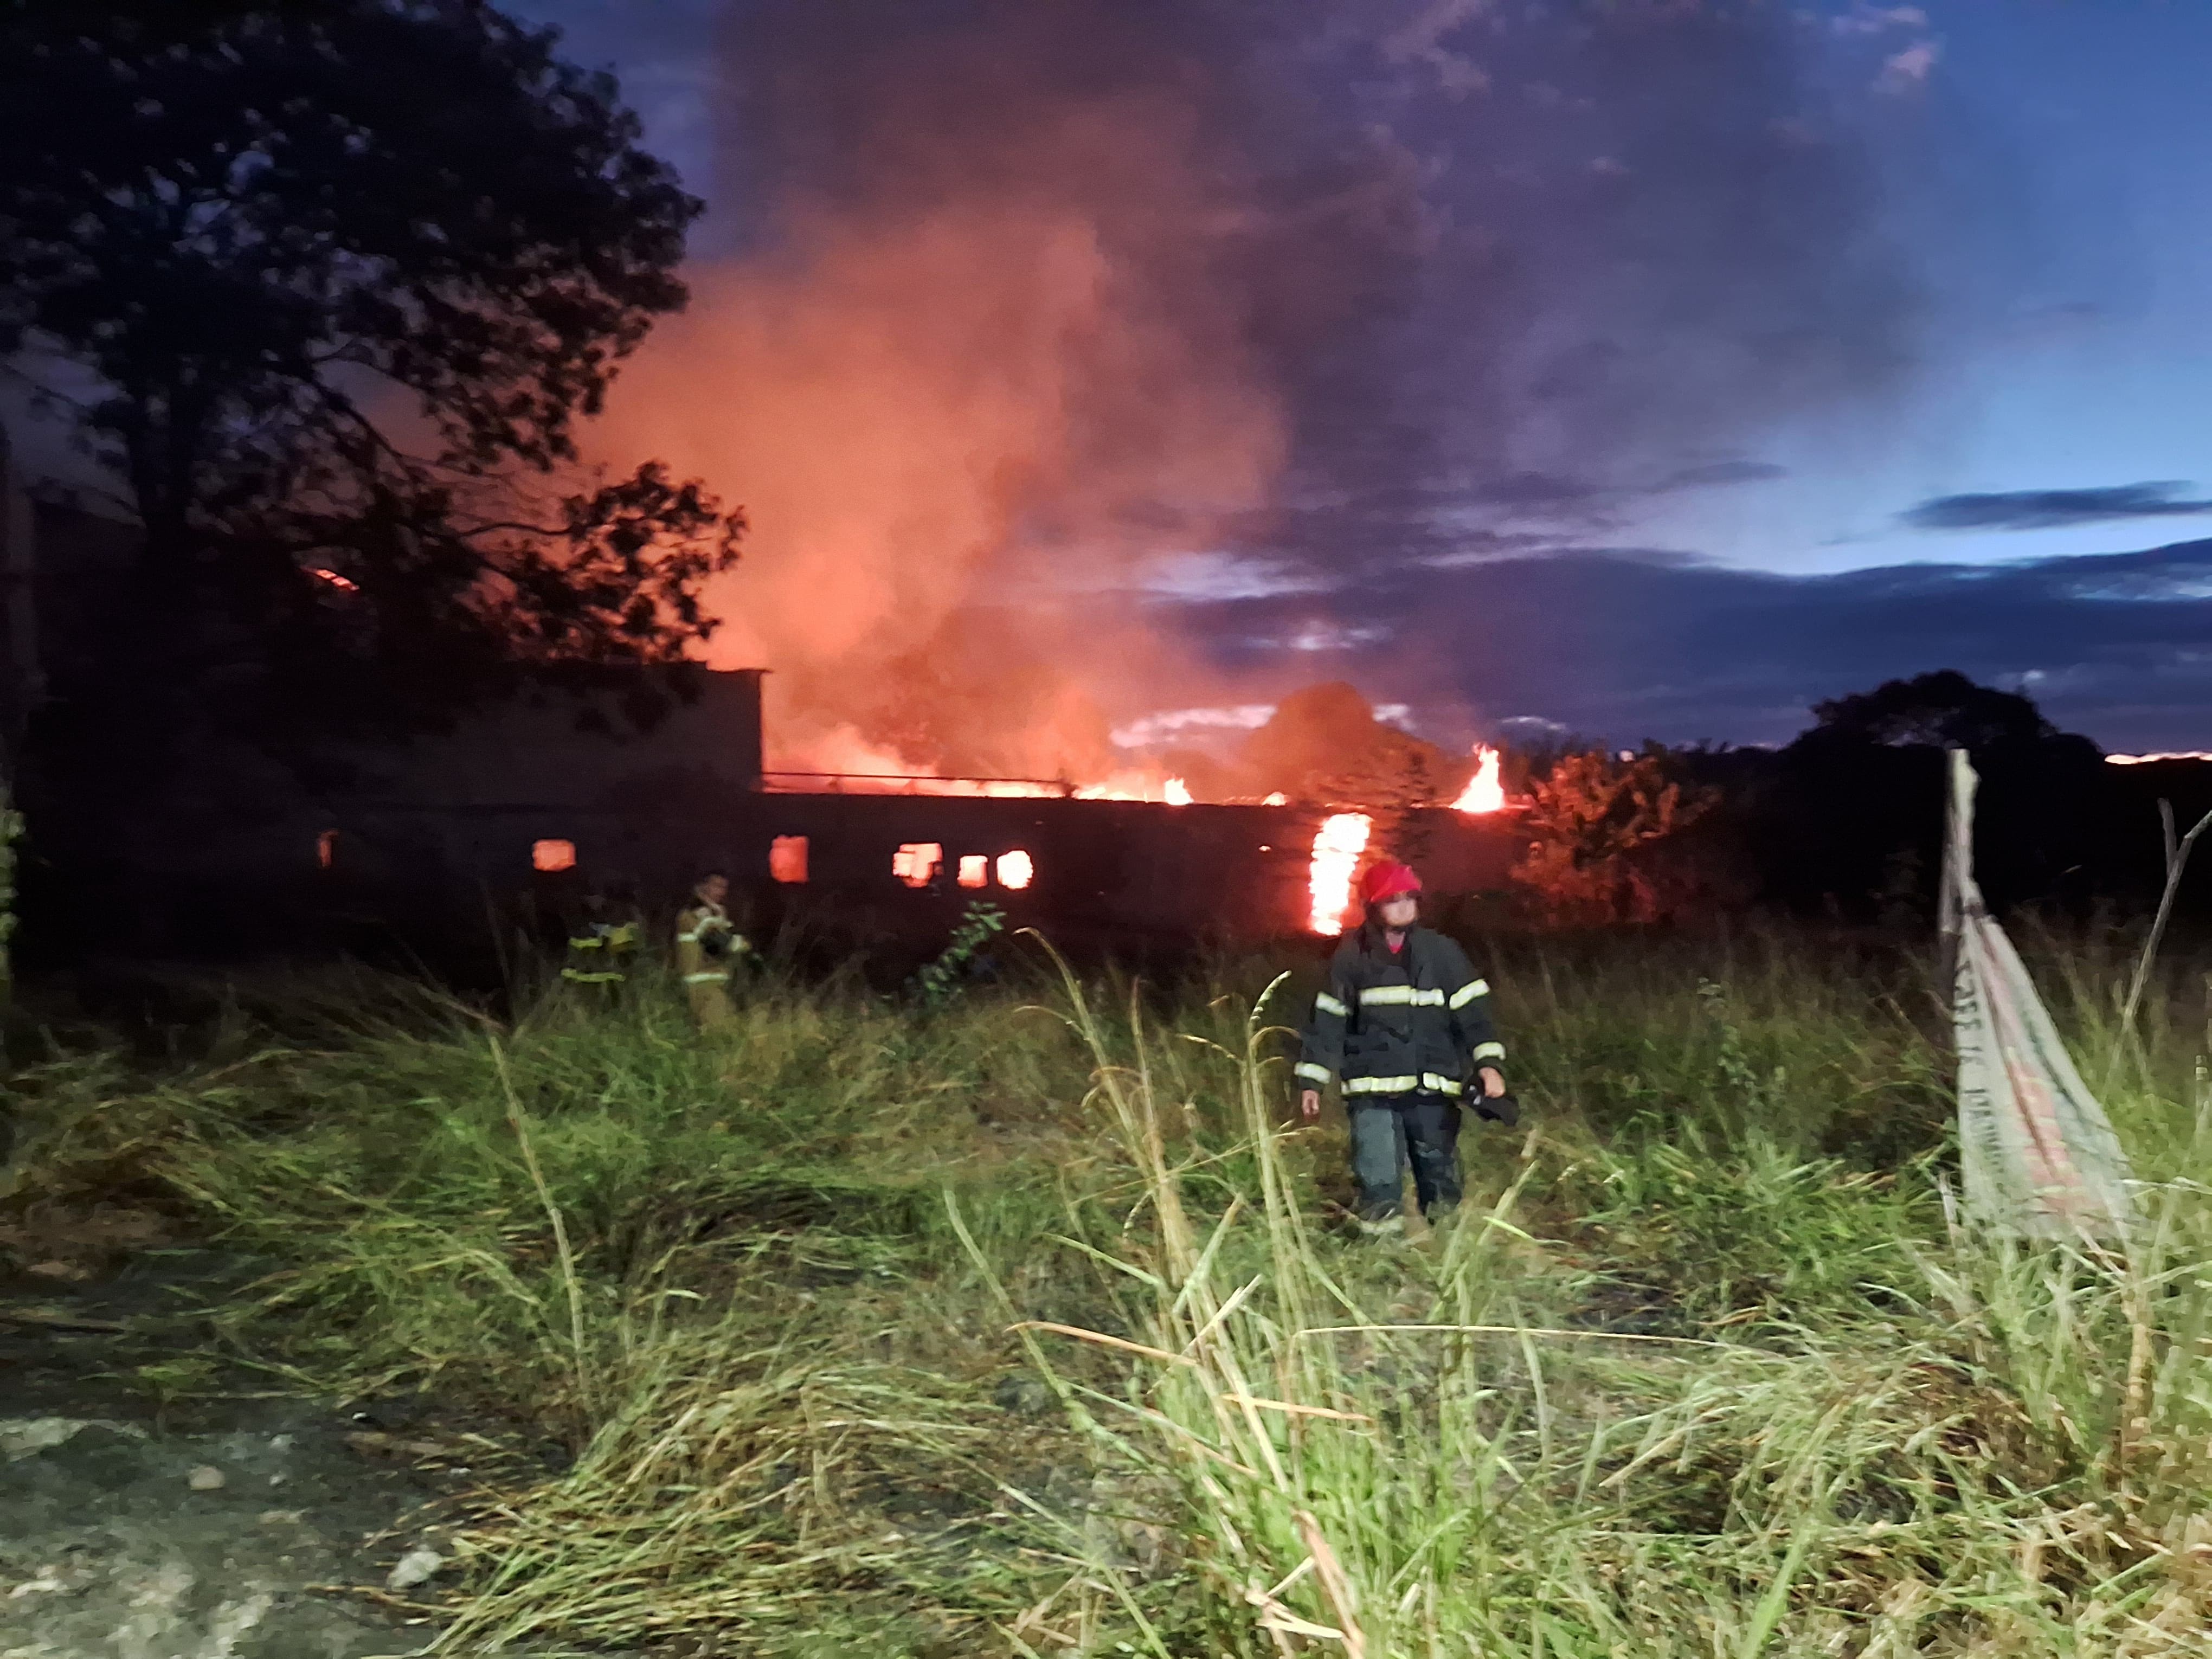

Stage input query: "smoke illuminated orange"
[
  {"left": 1452, "top": 744, "right": 1505, "bottom": 813},
  {"left": 576, "top": 60, "right": 1289, "bottom": 789},
  {"left": 1307, "top": 813, "right": 1372, "bottom": 936}
]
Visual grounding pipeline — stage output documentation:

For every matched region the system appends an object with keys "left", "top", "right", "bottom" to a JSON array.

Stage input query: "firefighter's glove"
[
  {"left": 700, "top": 928, "right": 732, "bottom": 961},
  {"left": 1474, "top": 1092, "right": 1521, "bottom": 1128}
]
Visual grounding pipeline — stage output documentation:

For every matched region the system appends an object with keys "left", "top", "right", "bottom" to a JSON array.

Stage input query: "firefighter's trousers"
[
  {"left": 686, "top": 974, "right": 735, "bottom": 1029},
  {"left": 1349, "top": 1092, "right": 1462, "bottom": 1217}
]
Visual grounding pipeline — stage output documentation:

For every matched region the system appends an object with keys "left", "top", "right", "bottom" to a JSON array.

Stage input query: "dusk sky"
[{"left": 511, "top": 1, "right": 2212, "bottom": 755}]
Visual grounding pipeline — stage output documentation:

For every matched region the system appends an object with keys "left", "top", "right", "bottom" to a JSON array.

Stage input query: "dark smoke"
[
  {"left": 728, "top": 2, "right": 1919, "bottom": 508},
  {"left": 597, "top": 0, "right": 1930, "bottom": 776}
]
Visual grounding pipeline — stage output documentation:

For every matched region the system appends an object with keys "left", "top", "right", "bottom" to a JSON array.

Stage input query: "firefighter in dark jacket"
[
  {"left": 562, "top": 882, "right": 642, "bottom": 991},
  {"left": 1296, "top": 861, "right": 1509, "bottom": 1233}
]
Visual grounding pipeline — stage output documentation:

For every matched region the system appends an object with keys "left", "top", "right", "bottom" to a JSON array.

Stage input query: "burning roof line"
[{"left": 762, "top": 770, "right": 1219, "bottom": 802}]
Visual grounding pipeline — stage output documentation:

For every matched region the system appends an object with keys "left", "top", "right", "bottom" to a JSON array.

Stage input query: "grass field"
[{"left": 5, "top": 922, "right": 2210, "bottom": 1656}]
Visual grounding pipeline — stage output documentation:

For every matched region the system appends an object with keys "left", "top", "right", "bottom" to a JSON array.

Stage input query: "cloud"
[
  {"left": 1111, "top": 703, "right": 1278, "bottom": 748},
  {"left": 1468, "top": 472, "right": 1604, "bottom": 510},
  {"left": 1158, "top": 536, "right": 2212, "bottom": 753},
  {"left": 1656, "top": 459, "right": 1791, "bottom": 490},
  {"left": 1877, "top": 40, "right": 1941, "bottom": 93},
  {"left": 1418, "top": 530, "right": 1573, "bottom": 570},
  {"left": 1902, "top": 483, "right": 2212, "bottom": 532},
  {"left": 1275, "top": 460, "right": 1785, "bottom": 577},
  {"left": 1379, "top": 0, "right": 1493, "bottom": 98},
  {"left": 1832, "top": 4, "right": 1931, "bottom": 37},
  {"left": 1141, "top": 553, "right": 1341, "bottom": 603},
  {"left": 1825, "top": 3, "right": 1941, "bottom": 99},
  {"left": 1279, "top": 621, "right": 1393, "bottom": 652}
]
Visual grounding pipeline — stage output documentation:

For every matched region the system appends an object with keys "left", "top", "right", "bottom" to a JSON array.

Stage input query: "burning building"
[
  {"left": 9, "top": 487, "right": 1518, "bottom": 974},
  {"left": 286, "top": 669, "right": 1523, "bottom": 964}
]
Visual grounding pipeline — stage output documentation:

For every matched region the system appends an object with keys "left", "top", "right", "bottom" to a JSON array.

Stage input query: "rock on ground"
[{"left": 1, "top": 1244, "right": 442, "bottom": 1659}]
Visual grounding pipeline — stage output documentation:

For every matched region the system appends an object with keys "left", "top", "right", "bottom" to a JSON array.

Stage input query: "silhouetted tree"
[
  {"left": 0, "top": 1, "right": 738, "bottom": 760},
  {"left": 1803, "top": 671, "right": 2061, "bottom": 756},
  {"left": 1771, "top": 672, "right": 2102, "bottom": 918}
]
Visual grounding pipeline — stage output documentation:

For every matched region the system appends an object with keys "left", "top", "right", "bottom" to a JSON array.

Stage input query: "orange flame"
[
  {"left": 1075, "top": 770, "right": 1183, "bottom": 802},
  {"left": 767, "top": 751, "right": 1197, "bottom": 801},
  {"left": 1307, "top": 813, "right": 1372, "bottom": 936},
  {"left": 1452, "top": 744, "right": 1504, "bottom": 813}
]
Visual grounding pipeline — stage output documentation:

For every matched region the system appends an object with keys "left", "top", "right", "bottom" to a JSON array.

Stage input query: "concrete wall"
[
  {"left": 356, "top": 670, "right": 765, "bottom": 805},
  {"left": 308, "top": 672, "right": 1522, "bottom": 948},
  {"left": 297, "top": 788, "right": 1525, "bottom": 961}
]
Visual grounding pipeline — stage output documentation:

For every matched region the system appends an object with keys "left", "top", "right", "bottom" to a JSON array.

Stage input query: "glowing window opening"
[
  {"left": 893, "top": 843, "right": 943, "bottom": 889},
  {"left": 316, "top": 829, "right": 338, "bottom": 870},
  {"left": 532, "top": 838, "right": 577, "bottom": 873},
  {"left": 996, "top": 850, "right": 1034, "bottom": 891},
  {"left": 957, "top": 854, "right": 988, "bottom": 889},
  {"left": 769, "top": 835, "right": 809, "bottom": 884}
]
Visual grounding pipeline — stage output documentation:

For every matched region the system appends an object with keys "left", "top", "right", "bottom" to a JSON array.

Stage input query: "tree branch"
[{"left": 2120, "top": 798, "right": 2212, "bottom": 1050}]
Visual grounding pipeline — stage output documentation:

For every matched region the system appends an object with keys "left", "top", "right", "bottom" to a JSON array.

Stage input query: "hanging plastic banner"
[{"left": 1942, "top": 750, "right": 2136, "bottom": 1239}]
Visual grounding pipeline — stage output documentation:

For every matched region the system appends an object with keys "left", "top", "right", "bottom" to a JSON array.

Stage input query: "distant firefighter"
[
  {"left": 561, "top": 882, "right": 641, "bottom": 991},
  {"left": 1296, "top": 861, "right": 1512, "bottom": 1235},
  {"left": 675, "top": 871, "right": 749, "bottom": 1027}
]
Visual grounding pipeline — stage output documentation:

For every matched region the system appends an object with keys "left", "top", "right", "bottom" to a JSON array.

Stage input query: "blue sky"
[
  {"left": 512, "top": 1, "right": 2212, "bottom": 753},
  {"left": 1684, "top": 3, "right": 2212, "bottom": 578}
]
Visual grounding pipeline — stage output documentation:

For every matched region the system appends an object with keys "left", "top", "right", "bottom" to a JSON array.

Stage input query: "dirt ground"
[{"left": 0, "top": 1209, "right": 490, "bottom": 1659}]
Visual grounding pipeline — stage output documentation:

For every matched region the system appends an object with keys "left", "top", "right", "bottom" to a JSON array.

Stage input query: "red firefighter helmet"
[{"left": 1361, "top": 861, "right": 1423, "bottom": 906}]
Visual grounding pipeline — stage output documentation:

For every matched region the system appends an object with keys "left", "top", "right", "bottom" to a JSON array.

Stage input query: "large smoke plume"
[{"left": 587, "top": 0, "right": 1929, "bottom": 784}]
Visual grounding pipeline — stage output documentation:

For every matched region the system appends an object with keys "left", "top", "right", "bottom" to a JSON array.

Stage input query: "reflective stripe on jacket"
[
  {"left": 675, "top": 902, "right": 748, "bottom": 986},
  {"left": 562, "top": 920, "right": 640, "bottom": 985},
  {"left": 1296, "top": 922, "right": 1503, "bottom": 1100}
]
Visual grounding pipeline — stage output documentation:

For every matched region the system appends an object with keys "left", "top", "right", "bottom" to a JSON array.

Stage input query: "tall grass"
[
  {"left": 1000, "top": 937, "right": 2212, "bottom": 1656},
  {"left": 4, "top": 923, "right": 2209, "bottom": 1654}
]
